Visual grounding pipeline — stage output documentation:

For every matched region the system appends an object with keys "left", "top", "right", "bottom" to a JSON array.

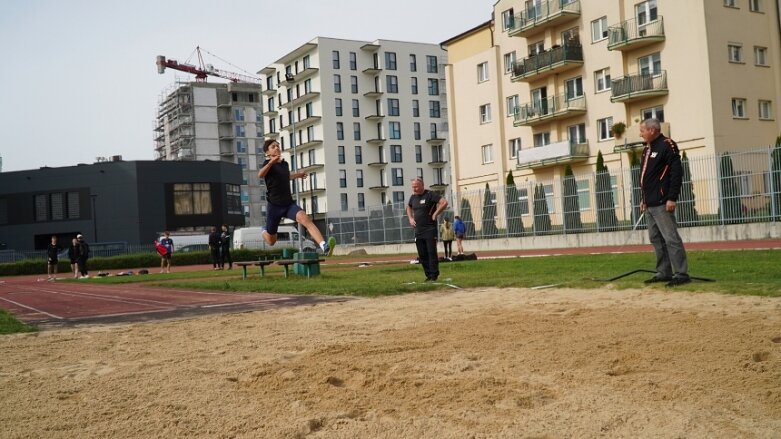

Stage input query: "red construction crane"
[{"left": 156, "top": 46, "right": 260, "bottom": 84}]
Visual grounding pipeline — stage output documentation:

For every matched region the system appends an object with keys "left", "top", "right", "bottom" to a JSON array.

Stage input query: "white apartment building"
[
  {"left": 258, "top": 37, "right": 449, "bottom": 225},
  {"left": 154, "top": 81, "right": 267, "bottom": 226},
  {"left": 444, "top": 0, "right": 781, "bottom": 192}
]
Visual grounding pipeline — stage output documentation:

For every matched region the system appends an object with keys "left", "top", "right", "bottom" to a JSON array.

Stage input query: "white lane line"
[
  {"left": 201, "top": 297, "right": 294, "bottom": 308},
  {"left": 0, "top": 297, "right": 63, "bottom": 320},
  {"left": 35, "top": 289, "right": 176, "bottom": 308}
]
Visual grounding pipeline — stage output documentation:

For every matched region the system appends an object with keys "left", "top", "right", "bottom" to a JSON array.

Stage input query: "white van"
[{"left": 232, "top": 225, "right": 318, "bottom": 252}]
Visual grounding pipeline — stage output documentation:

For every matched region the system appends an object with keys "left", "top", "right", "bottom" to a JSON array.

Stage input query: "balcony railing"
[
  {"left": 508, "top": 0, "right": 581, "bottom": 38},
  {"left": 512, "top": 43, "right": 583, "bottom": 82},
  {"left": 608, "top": 17, "right": 665, "bottom": 51},
  {"left": 610, "top": 71, "right": 668, "bottom": 103},
  {"left": 516, "top": 139, "right": 589, "bottom": 169},
  {"left": 514, "top": 94, "right": 586, "bottom": 126}
]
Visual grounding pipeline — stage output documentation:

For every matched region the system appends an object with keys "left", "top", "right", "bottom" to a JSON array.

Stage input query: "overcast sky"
[{"left": 0, "top": 0, "right": 492, "bottom": 173}]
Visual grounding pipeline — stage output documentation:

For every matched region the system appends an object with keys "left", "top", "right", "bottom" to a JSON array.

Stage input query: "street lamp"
[{"left": 284, "top": 72, "right": 303, "bottom": 252}]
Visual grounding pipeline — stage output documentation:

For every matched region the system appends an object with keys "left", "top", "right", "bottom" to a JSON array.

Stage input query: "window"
[
  {"left": 336, "top": 122, "right": 344, "bottom": 140},
  {"left": 595, "top": 68, "right": 611, "bottom": 92},
  {"left": 350, "top": 75, "right": 358, "bottom": 93},
  {"left": 411, "top": 77, "right": 418, "bottom": 94},
  {"left": 749, "top": 0, "right": 761, "bottom": 11},
  {"left": 414, "top": 122, "right": 421, "bottom": 140},
  {"left": 429, "top": 101, "right": 441, "bottom": 118},
  {"left": 517, "top": 188, "right": 530, "bottom": 216},
  {"left": 226, "top": 184, "right": 242, "bottom": 215},
  {"left": 509, "top": 138, "right": 521, "bottom": 159},
  {"left": 385, "top": 52, "right": 397, "bottom": 70},
  {"left": 427, "top": 79, "right": 439, "bottom": 95},
  {"left": 386, "top": 75, "right": 398, "bottom": 93},
  {"left": 543, "top": 184, "right": 556, "bottom": 213},
  {"left": 577, "top": 180, "right": 591, "bottom": 210},
  {"left": 591, "top": 16, "right": 608, "bottom": 42},
  {"left": 353, "top": 122, "right": 362, "bottom": 140},
  {"left": 339, "top": 170, "right": 347, "bottom": 188},
  {"left": 501, "top": 8, "right": 515, "bottom": 30},
  {"left": 355, "top": 145, "right": 362, "bottom": 164},
  {"left": 332, "top": 50, "right": 340, "bottom": 69},
  {"left": 234, "top": 108, "right": 245, "bottom": 121},
  {"left": 393, "top": 191, "right": 406, "bottom": 205},
  {"left": 636, "top": 0, "right": 658, "bottom": 26},
  {"left": 409, "top": 54, "right": 417, "bottom": 72},
  {"left": 561, "top": 27, "right": 580, "bottom": 45},
  {"left": 724, "top": 0, "right": 737, "bottom": 7},
  {"left": 357, "top": 193, "right": 365, "bottom": 211},
  {"left": 415, "top": 145, "right": 422, "bottom": 162},
  {"left": 638, "top": 52, "right": 661, "bottom": 75},
  {"left": 340, "top": 193, "right": 348, "bottom": 211},
  {"left": 412, "top": 100, "right": 420, "bottom": 117},
  {"left": 349, "top": 52, "right": 357, "bottom": 70},
  {"left": 503, "top": 51, "right": 516, "bottom": 74},
  {"left": 416, "top": 168, "right": 424, "bottom": 179},
  {"left": 352, "top": 99, "right": 360, "bottom": 117},
  {"left": 728, "top": 44, "right": 743, "bottom": 63},
  {"left": 392, "top": 168, "right": 404, "bottom": 186},
  {"left": 597, "top": 117, "right": 614, "bottom": 140},
  {"left": 355, "top": 169, "right": 364, "bottom": 188},
  {"left": 388, "top": 98, "right": 400, "bottom": 116},
  {"left": 481, "top": 144, "right": 493, "bottom": 164},
  {"left": 758, "top": 100, "right": 773, "bottom": 120},
  {"left": 389, "top": 121, "right": 401, "bottom": 139},
  {"left": 755, "top": 46, "right": 768, "bottom": 66},
  {"left": 642, "top": 105, "right": 665, "bottom": 122},
  {"left": 565, "top": 76, "right": 583, "bottom": 100},
  {"left": 236, "top": 140, "right": 247, "bottom": 153},
  {"left": 432, "top": 144, "right": 446, "bottom": 162},
  {"left": 426, "top": 55, "right": 438, "bottom": 73},
  {"left": 528, "top": 40, "right": 545, "bottom": 56},
  {"left": 477, "top": 62, "right": 489, "bottom": 82},
  {"left": 568, "top": 123, "right": 586, "bottom": 144},
  {"left": 732, "top": 98, "right": 747, "bottom": 118},
  {"left": 391, "top": 144, "right": 402, "bottom": 162},
  {"left": 479, "top": 104, "right": 491, "bottom": 124},
  {"left": 174, "top": 183, "right": 212, "bottom": 215},
  {"left": 304, "top": 78, "right": 312, "bottom": 94},
  {"left": 337, "top": 145, "right": 345, "bottom": 164},
  {"left": 333, "top": 74, "right": 341, "bottom": 93},
  {"left": 506, "top": 95, "right": 519, "bottom": 117},
  {"left": 335, "top": 98, "right": 342, "bottom": 116},
  {"left": 429, "top": 123, "right": 438, "bottom": 139},
  {"left": 34, "top": 194, "right": 49, "bottom": 221}
]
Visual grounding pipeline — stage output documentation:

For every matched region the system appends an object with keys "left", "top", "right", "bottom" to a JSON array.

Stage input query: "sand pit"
[{"left": 1, "top": 287, "right": 780, "bottom": 438}]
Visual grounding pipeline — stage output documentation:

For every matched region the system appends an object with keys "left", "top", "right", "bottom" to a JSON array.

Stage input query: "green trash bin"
[{"left": 293, "top": 251, "right": 320, "bottom": 277}]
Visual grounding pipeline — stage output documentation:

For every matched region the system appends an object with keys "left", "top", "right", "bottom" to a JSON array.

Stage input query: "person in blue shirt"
[
  {"left": 453, "top": 215, "right": 466, "bottom": 256},
  {"left": 160, "top": 231, "right": 174, "bottom": 274}
]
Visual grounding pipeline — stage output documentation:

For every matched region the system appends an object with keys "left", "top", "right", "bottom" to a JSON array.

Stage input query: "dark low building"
[{"left": 0, "top": 160, "right": 245, "bottom": 251}]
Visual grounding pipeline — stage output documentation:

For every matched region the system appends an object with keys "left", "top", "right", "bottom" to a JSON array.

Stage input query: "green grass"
[
  {"left": 0, "top": 309, "right": 37, "bottom": 335},
  {"left": 78, "top": 250, "right": 781, "bottom": 298}
]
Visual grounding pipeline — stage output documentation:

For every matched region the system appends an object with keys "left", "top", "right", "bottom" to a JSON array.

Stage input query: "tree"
[
  {"left": 676, "top": 151, "right": 699, "bottom": 226},
  {"left": 772, "top": 136, "right": 781, "bottom": 220},
  {"left": 533, "top": 184, "right": 552, "bottom": 235},
  {"left": 562, "top": 165, "right": 583, "bottom": 232},
  {"left": 481, "top": 183, "right": 499, "bottom": 237},
  {"left": 504, "top": 171, "right": 525, "bottom": 236},
  {"left": 459, "top": 197, "right": 476, "bottom": 238},
  {"left": 719, "top": 153, "right": 743, "bottom": 224},
  {"left": 595, "top": 151, "right": 618, "bottom": 231}
]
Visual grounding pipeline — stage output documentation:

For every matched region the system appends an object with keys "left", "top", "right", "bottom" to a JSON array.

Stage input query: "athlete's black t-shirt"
[{"left": 262, "top": 159, "right": 294, "bottom": 206}]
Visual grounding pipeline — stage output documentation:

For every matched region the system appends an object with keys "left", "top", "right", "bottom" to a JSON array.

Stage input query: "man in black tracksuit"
[
  {"left": 639, "top": 118, "right": 690, "bottom": 287},
  {"left": 208, "top": 226, "right": 222, "bottom": 270}
]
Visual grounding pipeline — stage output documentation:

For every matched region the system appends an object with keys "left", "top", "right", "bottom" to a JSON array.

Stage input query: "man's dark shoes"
[
  {"left": 644, "top": 276, "right": 672, "bottom": 284},
  {"left": 666, "top": 277, "right": 691, "bottom": 287}
]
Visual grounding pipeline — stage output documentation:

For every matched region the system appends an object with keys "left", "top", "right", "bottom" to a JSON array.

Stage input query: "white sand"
[{"left": 1, "top": 287, "right": 780, "bottom": 438}]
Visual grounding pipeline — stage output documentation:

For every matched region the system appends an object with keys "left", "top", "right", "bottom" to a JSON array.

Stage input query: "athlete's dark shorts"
[{"left": 266, "top": 202, "right": 303, "bottom": 235}]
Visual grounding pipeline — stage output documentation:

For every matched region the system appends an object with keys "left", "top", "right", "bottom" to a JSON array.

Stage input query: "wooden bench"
[
  {"left": 235, "top": 260, "right": 275, "bottom": 279},
  {"left": 275, "top": 258, "right": 325, "bottom": 278}
]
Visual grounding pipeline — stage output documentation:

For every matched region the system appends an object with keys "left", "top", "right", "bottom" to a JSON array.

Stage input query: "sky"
[{"left": 0, "top": 0, "right": 492, "bottom": 173}]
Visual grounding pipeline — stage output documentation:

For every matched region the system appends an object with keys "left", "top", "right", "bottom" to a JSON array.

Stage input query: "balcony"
[
  {"left": 430, "top": 182, "right": 449, "bottom": 190},
  {"left": 281, "top": 91, "right": 320, "bottom": 109},
  {"left": 261, "top": 86, "right": 276, "bottom": 96},
  {"left": 367, "top": 160, "right": 388, "bottom": 168},
  {"left": 610, "top": 71, "right": 668, "bottom": 103},
  {"left": 365, "top": 113, "right": 385, "bottom": 121},
  {"left": 219, "top": 146, "right": 235, "bottom": 156},
  {"left": 262, "top": 108, "right": 278, "bottom": 117},
  {"left": 299, "top": 162, "right": 324, "bottom": 173},
  {"left": 514, "top": 94, "right": 586, "bottom": 127},
  {"left": 282, "top": 115, "right": 321, "bottom": 130},
  {"left": 369, "top": 184, "right": 389, "bottom": 190},
  {"left": 296, "top": 139, "right": 323, "bottom": 151},
  {"left": 292, "top": 67, "right": 319, "bottom": 82},
  {"left": 608, "top": 17, "right": 665, "bottom": 51},
  {"left": 516, "top": 139, "right": 589, "bottom": 170},
  {"left": 508, "top": 0, "right": 581, "bottom": 38},
  {"left": 428, "top": 159, "right": 448, "bottom": 167},
  {"left": 512, "top": 44, "right": 583, "bottom": 82},
  {"left": 364, "top": 89, "right": 383, "bottom": 98},
  {"left": 426, "top": 134, "right": 446, "bottom": 144},
  {"left": 366, "top": 137, "right": 386, "bottom": 145}
]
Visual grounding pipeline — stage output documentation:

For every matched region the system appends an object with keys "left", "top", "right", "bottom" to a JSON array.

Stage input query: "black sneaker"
[
  {"left": 644, "top": 276, "right": 672, "bottom": 284},
  {"left": 666, "top": 277, "right": 692, "bottom": 287}
]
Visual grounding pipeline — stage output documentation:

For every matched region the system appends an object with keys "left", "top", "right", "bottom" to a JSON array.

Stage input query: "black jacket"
[{"left": 640, "top": 133, "right": 683, "bottom": 207}]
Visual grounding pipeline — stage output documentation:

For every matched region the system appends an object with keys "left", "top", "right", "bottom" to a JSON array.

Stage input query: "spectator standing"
[
  {"left": 76, "top": 234, "right": 90, "bottom": 279},
  {"left": 406, "top": 177, "right": 448, "bottom": 282},
  {"left": 219, "top": 224, "right": 233, "bottom": 270},
  {"left": 208, "top": 226, "right": 222, "bottom": 270},
  {"left": 453, "top": 215, "right": 466, "bottom": 256},
  {"left": 440, "top": 219, "right": 455, "bottom": 261},
  {"left": 67, "top": 238, "right": 79, "bottom": 278},
  {"left": 46, "top": 235, "right": 61, "bottom": 281},
  {"left": 159, "top": 231, "right": 174, "bottom": 274}
]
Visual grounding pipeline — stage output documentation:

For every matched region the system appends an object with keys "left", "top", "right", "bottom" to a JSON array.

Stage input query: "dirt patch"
[{"left": 2, "top": 287, "right": 780, "bottom": 438}]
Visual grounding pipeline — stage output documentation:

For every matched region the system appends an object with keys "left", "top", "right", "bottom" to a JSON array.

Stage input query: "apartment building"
[
  {"left": 444, "top": 0, "right": 781, "bottom": 192},
  {"left": 154, "top": 81, "right": 265, "bottom": 227},
  {"left": 257, "top": 37, "right": 449, "bottom": 226}
]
